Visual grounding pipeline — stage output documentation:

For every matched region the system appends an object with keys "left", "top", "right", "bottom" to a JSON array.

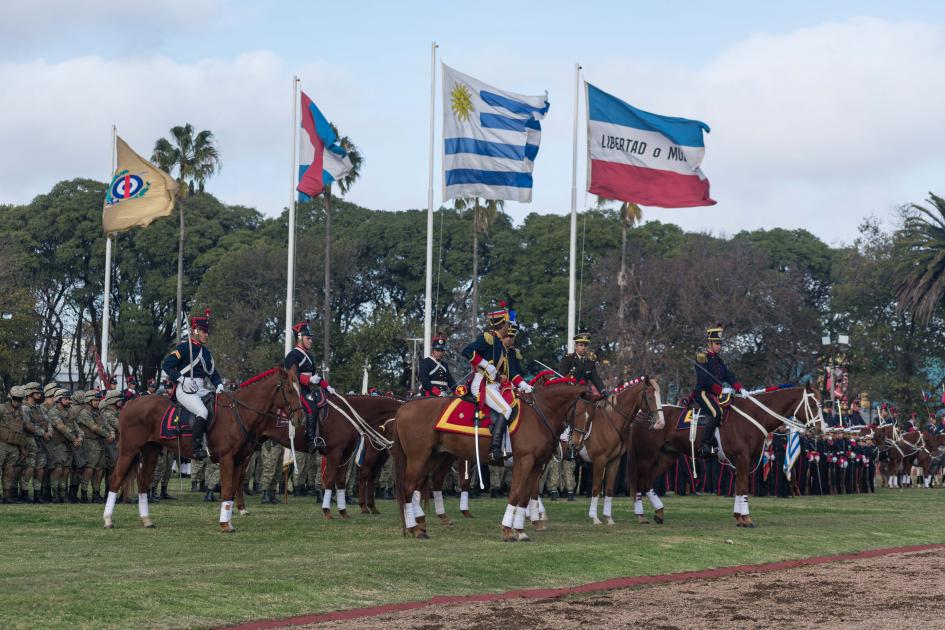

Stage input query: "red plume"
[
  {"left": 204, "top": 308, "right": 212, "bottom": 317},
  {"left": 499, "top": 300, "right": 507, "bottom": 308}
]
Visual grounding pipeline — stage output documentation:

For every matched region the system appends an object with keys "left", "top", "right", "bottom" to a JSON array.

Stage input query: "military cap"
[
  {"left": 706, "top": 324, "right": 724, "bottom": 343},
  {"left": 506, "top": 319, "right": 519, "bottom": 338},
  {"left": 573, "top": 327, "right": 591, "bottom": 344},
  {"left": 292, "top": 320, "right": 313, "bottom": 337},
  {"left": 22, "top": 382, "right": 42, "bottom": 395},
  {"left": 431, "top": 333, "right": 446, "bottom": 351},
  {"left": 9, "top": 386, "right": 26, "bottom": 400},
  {"left": 190, "top": 308, "right": 212, "bottom": 333},
  {"left": 43, "top": 383, "right": 59, "bottom": 397}
]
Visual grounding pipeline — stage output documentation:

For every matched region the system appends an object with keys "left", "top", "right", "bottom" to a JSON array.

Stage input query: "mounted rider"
[
  {"left": 283, "top": 320, "right": 334, "bottom": 450},
  {"left": 695, "top": 324, "right": 745, "bottom": 457},
  {"left": 559, "top": 328, "right": 607, "bottom": 396},
  {"left": 503, "top": 317, "right": 533, "bottom": 395},
  {"left": 419, "top": 333, "right": 455, "bottom": 397},
  {"left": 160, "top": 309, "right": 224, "bottom": 460},
  {"left": 462, "top": 302, "right": 516, "bottom": 463}
]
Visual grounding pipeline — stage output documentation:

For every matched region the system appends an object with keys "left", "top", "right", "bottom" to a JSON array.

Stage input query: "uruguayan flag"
[
  {"left": 783, "top": 428, "right": 801, "bottom": 481},
  {"left": 442, "top": 64, "right": 549, "bottom": 202}
]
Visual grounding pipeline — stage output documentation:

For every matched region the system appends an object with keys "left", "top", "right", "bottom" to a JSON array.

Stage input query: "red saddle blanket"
[{"left": 434, "top": 388, "right": 521, "bottom": 437}]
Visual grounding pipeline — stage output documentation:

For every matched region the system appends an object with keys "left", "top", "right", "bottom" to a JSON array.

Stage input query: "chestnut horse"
[
  {"left": 392, "top": 383, "right": 595, "bottom": 541},
  {"left": 103, "top": 366, "right": 304, "bottom": 531},
  {"left": 679, "top": 384, "right": 822, "bottom": 527},
  {"left": 568, "top": 377, "right": 665, "bottom": 525}
]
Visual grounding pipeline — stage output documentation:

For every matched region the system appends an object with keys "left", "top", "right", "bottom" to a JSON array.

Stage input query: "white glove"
[
  {"left": 306, "top": 373, "right": 321, "bottom": 386},
  {"left": 216, "top": 383, "right": 225, "bottom": 393},
  {"left": 176, "top": 376, "right": 184, "bottom": 383},
  {"left": 721, "top": 386, "right": 734, "bottom": 395},
  {"left": 326, "top": 386, "right": 336, "bottom": 396},
  {"left": 518, "top": 381, "right": 534, "bottom": 394},
  {"left": 485, "top": 364, "right": 497, "bottom": 380}
]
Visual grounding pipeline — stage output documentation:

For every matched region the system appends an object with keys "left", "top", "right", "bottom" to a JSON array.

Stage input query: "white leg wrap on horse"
[
  {"left": 513, "top": 505, "right": 526, "bottom": 530},
  {"left": 336, "top": 489, "right": 346, "bottom": 511},
  {"left": 588, "top": 495, "right": 599, "bottom": 518},
  {"left": 138, "top": 492, "right": 149, "bottom": 519},
  {"left": 603, "top": 496, "right": 613, "bottom": 518},
  {"left": 527, "top": 498, "right": 539, "bottom": 520},
  {"left": 740, "top": 495, "right": 750, "bottom": 516},
  {"left": 433, "top": 490, "right": 445, "bottom": 515},
  {"left": 322, "top": 489, "right": 333, "bottom": 510},
  {"left": 412, "top": 490, "right": 425, "bottom": 518},
  {"left": 220, "top": 500, "right": 233, "bottom": 523},
  {"left": 104, "top": 491, "right": 118, "bottom": 518},
  {"left": 537, "top": 497, "right": 545, "bottom": 516},
  {"left": 404, "top": 502, "right": 417, "bottom": 529},
  {"left": 459, "top": 491, "right": 469, "bottom": 511},
  {"left": 925, "top": 475, "right": 932, "bottom": 487},
  {"left": 733, "top": 495, "right": 743, "bottom": 514},
  {"left": 646, "top": 490, "right": 664, "bottom": 511},
  {"left": 501, "top": 503, "right": 515, "bottom": 528},
  {"left": 634, "top": 498, "right": 644, "bottom": 516}
]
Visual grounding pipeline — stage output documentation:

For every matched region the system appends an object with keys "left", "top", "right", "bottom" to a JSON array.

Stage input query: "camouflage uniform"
[
  {"left": 245, "top": 447, "right": 262, "bottom": 493},
  {"left": 546, "top": 451, "right": 576, "bottom": 499},
  {"left": 66, "top": 391, "right": 86, "bottom": 501},
  {"left": 376, "top": 457, "right": 394, "bottom": 499},
  {"left": 489, "top": 464, "right": 511, "bottom": 497},
  {"left": 0, "top": 390, "right": 27, "bottom": 502},
  {"left": 75, "top": 392, "right": 111, "bottom": 501},
  {"left": 259, "top": 438, "right": 284, "bottom": 503},
  {"left": 19, "top": 389, "right": 48, "bottom": 501},
  {"left": 46, "top": 391, "right": 78, "bottom": 502}
]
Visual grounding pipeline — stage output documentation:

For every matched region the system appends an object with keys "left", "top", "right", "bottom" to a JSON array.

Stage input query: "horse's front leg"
[
  {"left": 320, "top": 451, "right": 337, "bottom": 519},
  {"left": 234, "top": 457, "right": 250, "bottom": 516},
  {"left": 504, "top": 455, "right": 535, "bottom": 542},
  {"left": 218, "top": 455, "right": 236, "bottom": 533},
  {"left": 588, "top": 457, "right": 605, "bottom": 525},
  {"left": 603, "top": 456, "right": 622, "bottom": 526},
  {"left": 734, "top": 455, "right": 753, "bottom": 528},
  {"left": 135, "top": 444, "right": 160, "bottom": 529}
]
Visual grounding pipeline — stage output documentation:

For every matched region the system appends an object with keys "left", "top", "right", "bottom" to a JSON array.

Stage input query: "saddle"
[
  {"left": 433, "top": 386, "right": 521, "bottom": 437},
  {"left": 159, "top": 393, "right": 215, "bottom": 440}
]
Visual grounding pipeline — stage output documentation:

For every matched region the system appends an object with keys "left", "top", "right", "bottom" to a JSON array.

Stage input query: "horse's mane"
[
  {"left": 239, "top": 367, "right": 282, "bottom": 388},
  {"left": 746, "top": 383, "right": 797, "bottom": 396},
  {"left": 345, "top": 394, "right": 406, "bottom": 403},
  {"left": 613, "top": 376, "right": 648, "bottom": 394}
]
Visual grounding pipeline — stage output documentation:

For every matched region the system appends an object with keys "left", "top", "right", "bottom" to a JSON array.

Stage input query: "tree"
[
  {"left": 320, "top": 128, "right": 363, "bottom": 374},
  {"left": 452, "top": 197, "right": 504, "bottom": 334},
  {"left": 595, "top": 196, "right": 643, "bottom": 356},
  {"left": 151, "top": 123, "right": 222, "bottom": 342},
  {"left": 895, "top": 193, "right": 945, "bottom": 323}
]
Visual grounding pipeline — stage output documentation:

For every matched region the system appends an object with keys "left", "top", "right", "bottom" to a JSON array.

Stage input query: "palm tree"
[
  {"left": 151, "top": 124, "right": 221, "bottom": 342},
  {"left": 321, "top": 128, "right": 362, "bottom": 372},
  {"left": 895, "top": 193, "right": 945, "bottom": 323},
  {"left": 453, "top": 197, "right": 504, "bottom": 333}
]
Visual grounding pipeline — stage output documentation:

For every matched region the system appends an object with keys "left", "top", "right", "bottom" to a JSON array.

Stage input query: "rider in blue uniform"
[
  {"left": 160, "top": 310, "right": 223, "bottom": 460},
  {"left": 419, "top": 334, "right": 455, "bottom": 397},
  {"left": 694, "top": 324, "right": 744, "bottom": 458},
  {"left": 283, "top": 320, "right": 335, "bottom": 450}
]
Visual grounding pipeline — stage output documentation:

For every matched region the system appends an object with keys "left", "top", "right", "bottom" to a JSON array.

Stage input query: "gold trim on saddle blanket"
[{"left": 434, "top": 397, "right": 521, "bottom": 437}]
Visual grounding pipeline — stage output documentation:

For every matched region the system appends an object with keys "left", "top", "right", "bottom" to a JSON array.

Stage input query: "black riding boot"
[
  {"left": 190, "top": 415, "right": 208, "bottom": 460},
  {"left": 489, "top": 412, "right": 510, "bottom": 463},
  {"left": 698, "top": 416, "right": 721, "bottom": 457},
  {"left": 160, "top": 483, "right": 175, "bottom": 500},
  {"left": 305, "top": 413, "right": 318, "bottom": 449}
]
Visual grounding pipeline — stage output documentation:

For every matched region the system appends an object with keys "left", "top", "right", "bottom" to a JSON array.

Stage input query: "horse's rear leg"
[
  {"left": 335, "top": 463, "right": 351, "bottom": 519},
  {"left": 459, "top": 460, "right": 473, "bottom": 518},
  {"left": 402, "top": 456, "right": 432, "bottom": 539},
  {"left": 358, "top": 461, "right": 371, "bottom": 514},
  {"left": 218, "top": 456, "right": 237, "bottom": 533},
  {"left": 528, "top": 471, "right": 547, "bottom": 531},
  {"left": 603, "top": 457, "right": 621, "bottom": 525},
  {"left": 588, "top": 459, "right": 605, "bottom": 525},
  {"left": 734, "top": 457, "right": 753, "bottom": 528},
  {"left": 430, "top": 455, "right": 454, "bottom": 526},
  {"left": 234, "top": 457, "right": 250, "bottom": 516},
  {"left": 135, "top": 444, "right": 161, "bottom": 529}
]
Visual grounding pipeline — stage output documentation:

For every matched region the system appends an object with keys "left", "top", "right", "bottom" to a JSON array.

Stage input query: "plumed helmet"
[
  {"left": 190, "top": 308, "right": 212, "bottom": 333},
  {"left": 431, "top": 333, "right": 446, "bottom": 351},
  {"left": 292, "top": 320, "right": 313, "bottom": 338},
  {"left": 485, "top": 301, "right": 510, "bottom": 328},
  {"left": 706, "top": 324, "right": 724, "bottom": 343}
]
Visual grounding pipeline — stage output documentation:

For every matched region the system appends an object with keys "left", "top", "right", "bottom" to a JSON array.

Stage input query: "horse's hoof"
[
  {"left": 322, "top": 509, "right": 333, "bottom": 520},
  {"left": 461, "top": 510, "right": 474, "bottom": 518},
  {"left": 103, "top": 519, "right": 113, "bottom": 529},
  {"left": 501, "top": 526, "right": 516, "bottom": 542},
  {"left": 591, "top": 517, "right": 603, "bottom": 525},
  {"left": 360, "top": 507, "right": 371, "bottom": 514},
  {"left": 606, "top": 518, "right": 616, "bottom": 526},
  {"left": 654, "top": 515, "right": 664, "bottom": 525},
  {"left": 636, "top": 516, "right": 650, "bottom": 524},
  {"left": 220, "top": 523, "right": 236, "bottom": 533},
  {"left": 736, "top": 522, "right": 744, "bottom": 527},
  {"left": 239, "top": 509, "right": 249, "bottom": 516},
  {"left": 370, "top": 507, "right": 380, "bottom": 515},
  {"left": 416, "top": 516, "right": 427, "bottom": 531},
  {"left": 515, "top": 530, "right": 530, "bottom": 542},
  {"left": 438, "top": 514, "right": 452, "bottom": 527},
  {"left": 140, "top": 518, "right": 155, "bottom": 529},
  {"left": 339, "top": 509, "right": 349, "bottom": 520},
  {"left": 532, "top": 520, "right": 546, "bottom": 531}
]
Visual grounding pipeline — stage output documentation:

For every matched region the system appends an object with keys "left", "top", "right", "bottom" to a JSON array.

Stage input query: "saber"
[{"left": 534, "top": 360, "right": 564, "bottom": 378}]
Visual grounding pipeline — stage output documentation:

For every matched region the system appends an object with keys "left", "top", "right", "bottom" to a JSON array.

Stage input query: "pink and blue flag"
[
  {"left": 586, "top": 83, "right": 715, "bottom": 208},
  {"left": 298, "top": 90, "right": 352, "bottom": 201}
]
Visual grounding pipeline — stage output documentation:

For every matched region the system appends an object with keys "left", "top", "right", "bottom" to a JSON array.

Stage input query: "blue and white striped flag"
[
  {"left": 783, "top": 428, "right": 801, "bottom": 481},
  {"left": 442, "top": 63, "right": 549, "bottom": 202}
]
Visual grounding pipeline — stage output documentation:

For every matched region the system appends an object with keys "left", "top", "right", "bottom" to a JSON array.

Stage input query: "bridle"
[
  {"left": 523, "top": 385, "right": 586, "bottom": 439},
  {"left": 733, "top": 388, "right": 823, "bottom": 438},
  {"left": 217, "top": 374, "right": 305, "bottom": 440}
]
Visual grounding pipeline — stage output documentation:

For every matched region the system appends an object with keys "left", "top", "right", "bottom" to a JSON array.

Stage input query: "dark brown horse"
[
  {"left": 103, "top": 366, "right": 304, "bottom": 531},
  {"left": 392, "top": 383, "right": 595, "bottom": 541},
  {"left": 568, "top": 377, "right": 665, "bottom": 525}
]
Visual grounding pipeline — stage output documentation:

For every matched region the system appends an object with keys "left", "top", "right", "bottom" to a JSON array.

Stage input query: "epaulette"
[
  {"left": 588, "top": 351, "right": 597, "bottom": 361},
  {"left": 515, "top": 349, "right": 523, "bottom": 360},
  {"left": 483, "top": 332, "right": 494, "bottom": 345},
  {"left": 696, "top": 352, "right": 707, "bottom": 364}
]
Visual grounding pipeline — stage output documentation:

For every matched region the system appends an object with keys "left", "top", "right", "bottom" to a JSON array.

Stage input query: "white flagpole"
[
  {"left": 101, "top": 124, "right": 116, "bottom": 387},
  {"left": 567, "top": 63, "right": 581, "bottom": 354},
  {"left": 285, "top": 75, "right": 300, "bottom": 355},
  {"left": 423, "top": 42, "right": 438, "bottom": 359}
]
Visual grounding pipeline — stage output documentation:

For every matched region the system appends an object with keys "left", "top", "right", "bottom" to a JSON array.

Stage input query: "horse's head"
[
  {"left": 796, "top": 381, "right": 824, "bottom": 432},
  {"left": 264, "top": 365, "right": 305, "bottom": 431},
  {"left": 608, "top": 376, "right": 666, "bottom": 430}
]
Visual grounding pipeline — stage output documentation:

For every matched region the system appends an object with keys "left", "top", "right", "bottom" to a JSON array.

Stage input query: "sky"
[{"left": 3, "top": 0, "right": 945, "bottom": 244}]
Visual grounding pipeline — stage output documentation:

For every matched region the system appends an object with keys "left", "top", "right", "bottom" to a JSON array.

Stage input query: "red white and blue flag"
[
  {"left": 297, "top": 90, "right": 352, "bottom": 201},
  {"left": 586, "top": 83, "right": 715, "bottom": 208}
]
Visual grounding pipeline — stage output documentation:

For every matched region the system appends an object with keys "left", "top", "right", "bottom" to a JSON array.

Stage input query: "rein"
[{"left": 217, "top": 377, "right": 303, "bottom": 440}]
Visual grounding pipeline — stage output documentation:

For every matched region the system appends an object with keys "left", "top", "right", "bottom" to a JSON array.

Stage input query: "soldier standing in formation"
[
  {"left": 0, "top": 387, "right": 27, "bottom": 503},
  {"left": 46, "top": 388, "right": 79, "bottom": 503}
]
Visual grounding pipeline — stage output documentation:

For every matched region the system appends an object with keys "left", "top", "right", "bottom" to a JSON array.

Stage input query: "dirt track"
[{"left": 303, "top": 548, "right": 945, "bottom": 629}]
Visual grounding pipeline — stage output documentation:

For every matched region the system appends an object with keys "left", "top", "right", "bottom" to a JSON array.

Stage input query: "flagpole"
[
  {"left": 285, "top": 75, "right": 300, "bottom": 355},
  {"left": 567, "top": 63, "right": 581, "bottom": 354},
  {"left": 101, "top": 124, "right": 117, "bottom": 387},
  {"left": 423, "top": 41, "right": 438, "bottom": 359}
]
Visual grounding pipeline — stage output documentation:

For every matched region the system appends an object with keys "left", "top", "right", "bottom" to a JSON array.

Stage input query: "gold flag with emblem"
[{"left": 102, "top": 136, "right": 178, "bottom": 234}]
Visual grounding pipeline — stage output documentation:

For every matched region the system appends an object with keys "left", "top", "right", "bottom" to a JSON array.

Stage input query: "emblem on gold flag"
[{"left": 102, "top": 136, "right": 178, "bottom": 234}]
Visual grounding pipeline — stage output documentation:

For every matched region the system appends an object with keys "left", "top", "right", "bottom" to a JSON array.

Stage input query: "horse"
[
  {"left": 567, "top": 377, "right": 665, "bottom": 525},
  {"left": 678, "top": 384, "right": 822, "bottom": 527},
  {"left": 103, "top": 366, "right": 304, "bottom": 531},
  {"left": 392, "top": 382, "right": 596, "bottom": 541},
  {"left": 872, "top": 424, "right": 928, "bottom": 488}
]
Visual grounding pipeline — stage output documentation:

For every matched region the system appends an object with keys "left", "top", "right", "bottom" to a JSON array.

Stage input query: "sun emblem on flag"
[{"left": 450, "top": 82, "right": 473, "bottom": 122}]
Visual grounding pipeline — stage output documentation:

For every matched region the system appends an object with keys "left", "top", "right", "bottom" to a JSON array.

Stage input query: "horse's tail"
[{"left": 390, "top": 418, "right": 407, "bottom": 536}]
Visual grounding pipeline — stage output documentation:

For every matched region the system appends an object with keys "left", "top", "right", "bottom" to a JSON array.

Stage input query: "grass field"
[{"left": 1, "top": 488, "right": 943, "bottom": 629}]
